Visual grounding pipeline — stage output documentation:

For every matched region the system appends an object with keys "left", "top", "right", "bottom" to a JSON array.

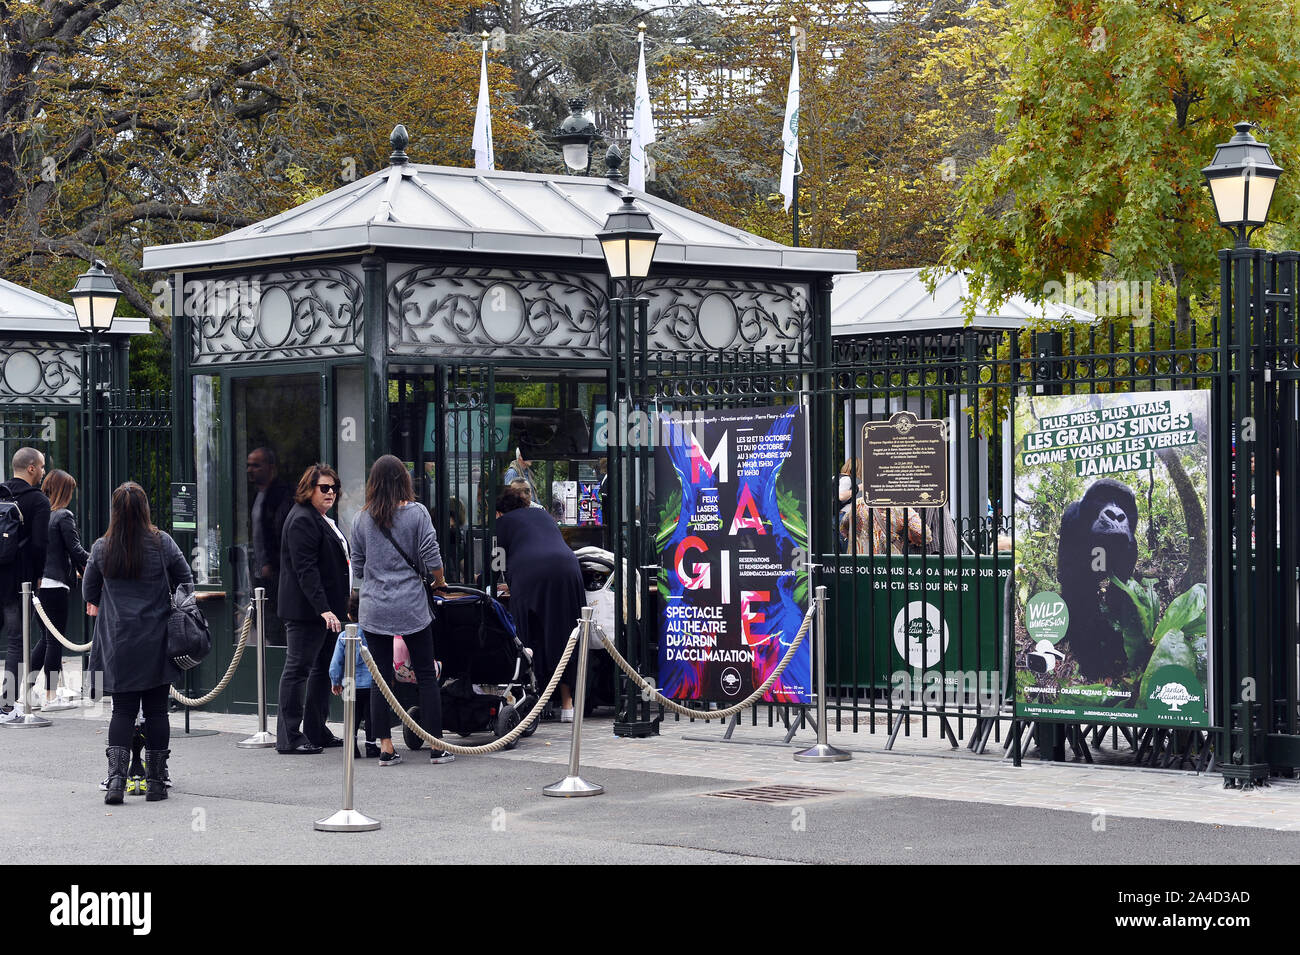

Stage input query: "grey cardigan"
[{"left": 350, "top": 502, "right": 442, "bottom": 637}]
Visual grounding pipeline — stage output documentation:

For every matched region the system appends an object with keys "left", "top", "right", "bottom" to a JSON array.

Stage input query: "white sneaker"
[
  {"left": 43, "top": 698, "right": 78, "bottom": 712},
  {"left": 560, "top": 708, "right": 575, "bottom": 723}
]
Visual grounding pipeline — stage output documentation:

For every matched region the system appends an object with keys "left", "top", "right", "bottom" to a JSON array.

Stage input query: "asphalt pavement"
[{"left": 3, "top": 705, "right": 1298, "bottom": 865}]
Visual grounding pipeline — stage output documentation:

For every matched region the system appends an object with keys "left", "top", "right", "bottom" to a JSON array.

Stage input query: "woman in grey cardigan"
[
  {"left": 351, "top": 455, "right": 450, "bottom": 766},
  {"left": 31, "top": 470, "right": 89, "bottom": 710}
]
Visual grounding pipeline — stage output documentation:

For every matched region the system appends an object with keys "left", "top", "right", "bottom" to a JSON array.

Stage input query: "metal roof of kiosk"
[
  {"left": 0, "top": 276, "right": 149, "bottom": 335},
  {"left": 832, "top": 268, "right": 1095, "bottom": 336},
  {"left": 142, "top": 161, "right": 857, "bottom": 275}
]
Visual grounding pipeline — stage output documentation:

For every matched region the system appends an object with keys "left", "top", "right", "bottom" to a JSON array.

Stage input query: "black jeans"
[
  {"left": 368, "top": 625, "right": 443, "bottom": 742},
  {"left": 1, "top": 596, "right": 23, "bottom": 707},
  {"left": 31, "top": 587, "right": 69, "bottom": 693},
  {"left": 348, "top": 687, "right": 373, "bottom": 743},
  {"left": 109, "top": 685, "right": 170, "bottom": 749},
  {"left": 277, "top": 618, "right": 335, "bottom": 750}
]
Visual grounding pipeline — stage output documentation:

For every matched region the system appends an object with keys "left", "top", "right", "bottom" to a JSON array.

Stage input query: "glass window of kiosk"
[{"left": 388, "top": 368, "right": 609, "bottom": 588}]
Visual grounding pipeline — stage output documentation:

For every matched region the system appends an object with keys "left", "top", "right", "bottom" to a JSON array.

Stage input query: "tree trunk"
[
  {"left": 1157, "top": 447, "right": 1205, "bottom": 590},
  {"left": 1172, "top": 261, "right": 1190, "bottom": 335}
]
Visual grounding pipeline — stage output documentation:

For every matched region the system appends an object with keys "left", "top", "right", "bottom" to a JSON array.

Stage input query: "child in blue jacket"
[{"left": 329, "top": 629, "right": 378, "bottom": 758}]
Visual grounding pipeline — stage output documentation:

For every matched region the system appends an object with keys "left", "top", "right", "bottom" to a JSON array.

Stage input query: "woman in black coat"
[
  {"left": 276, "top": 464, "right": 351, "bottom": 754},
  {"left": 31, "top": 469, "right": 89, "bottom": 710},
  {"left": 83, "top": 482, "right": 192, "bottom": 804},
  {"left": 495, "top": 484, "right": 586, "bottom": 721}
]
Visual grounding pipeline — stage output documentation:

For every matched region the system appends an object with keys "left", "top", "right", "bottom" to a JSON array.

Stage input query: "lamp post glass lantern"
[
  {"left": 1201, "top": 121, "right": 1283, "bottom": 246},
  {"left": 598, "top": 195, "right": 661, "bottom": 281},
  {"left": 556, "top": 98, "right": 598, "bottom": 174},
  {"left": 69, "top": 260, "right": 123, "bottom": 332}
]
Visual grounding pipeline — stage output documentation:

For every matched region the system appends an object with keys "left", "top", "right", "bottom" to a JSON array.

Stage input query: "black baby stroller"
[{"left": 397, "top": 585, "right": 539, "bottom": 752}]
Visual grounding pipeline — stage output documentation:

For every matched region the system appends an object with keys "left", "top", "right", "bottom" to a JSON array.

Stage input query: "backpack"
[{"left": 0, "top": 484, "right": 24, "bottom": 567}]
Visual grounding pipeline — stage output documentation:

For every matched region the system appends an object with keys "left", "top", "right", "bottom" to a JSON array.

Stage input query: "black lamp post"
[
  {"left": 556, "top": 98, "right": 599, "bottom": 175},
  {"left": 1202, "top": 122, "right": 1284, "bottom": 789},
  {"left": 69, "top": 260, "right": 122, "bottom": 539},
  {"left": 598, "top": 195, "right": 661, "bottom": 736},
  {"left": 1201, "top": 122, "right": 1283, "bottom": 248}
]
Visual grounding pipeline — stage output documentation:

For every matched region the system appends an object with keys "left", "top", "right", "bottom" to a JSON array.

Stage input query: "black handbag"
[
  {"left": 376, "top": 520, "right": 439, "bottom": 620},
  {"left": 159, "top": 535, "right": 211, "bottom": 671}
]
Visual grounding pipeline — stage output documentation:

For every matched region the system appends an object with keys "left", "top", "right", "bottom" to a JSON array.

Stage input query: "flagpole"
[{"left": 789, "top": 17, "right": 799, "bottom": 248}]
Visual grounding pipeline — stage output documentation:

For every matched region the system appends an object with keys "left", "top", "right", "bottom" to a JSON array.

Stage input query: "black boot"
[
  {"left": 145, "top": 749, "right": 170, "bottom": 802},
  {"left": 104, "top": 746, "right": 129, "bottom": 805}
]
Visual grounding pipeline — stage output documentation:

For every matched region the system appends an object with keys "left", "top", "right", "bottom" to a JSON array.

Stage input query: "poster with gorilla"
[{"left": 1013, "top": 391, "right": 1211, "bottom": 727}]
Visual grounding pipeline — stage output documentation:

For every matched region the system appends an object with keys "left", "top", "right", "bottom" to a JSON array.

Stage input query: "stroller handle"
[{"left": 433, "top": 584, "right": 490, "bottom": 600}]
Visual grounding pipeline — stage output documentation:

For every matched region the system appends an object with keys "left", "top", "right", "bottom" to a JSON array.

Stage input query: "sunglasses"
[{"left": 316, "top": 483, "right": 338, "bottom": 494}]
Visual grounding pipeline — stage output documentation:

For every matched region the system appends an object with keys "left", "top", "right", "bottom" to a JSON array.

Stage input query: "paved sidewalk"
[
  {"left": 4, "top": 703, "right": 1299, "bottom": 864},
  {"left": 167, "top": 705, "right": 1300, "bottom": 832}
]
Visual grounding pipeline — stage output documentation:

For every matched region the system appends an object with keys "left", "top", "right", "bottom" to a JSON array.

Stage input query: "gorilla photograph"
[{"left": 1012, "top": 391, "right": 1211, "bottom": 726}]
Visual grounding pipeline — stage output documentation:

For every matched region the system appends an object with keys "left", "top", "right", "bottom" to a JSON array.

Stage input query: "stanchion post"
[
  {"left": 544, "top": 608, "right": 604, "bottom": 797},
  {"left": 238, "top": 588, "right": 275, "bottom": 749},
  {"left": 794, "top": 585, "right": 850, "bottom": 762},
  {"left": 315, "top": 624, "right": 380, "bottom": 831},
  {"left": 3, "top": 582, "right": 51, "bottom": 728}
]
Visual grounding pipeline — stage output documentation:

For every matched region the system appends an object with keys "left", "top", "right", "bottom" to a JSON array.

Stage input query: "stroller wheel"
[
  {"left": 517, "top": 695, "right": 540, "bottom": 738},
  {"left": 402, "top": 705, "right": 424, "bottom": 751},
  {"left": 494, "top": 704, "right": 520, "bottom": 751}
]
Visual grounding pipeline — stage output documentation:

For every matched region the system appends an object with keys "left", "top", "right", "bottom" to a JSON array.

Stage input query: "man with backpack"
[{"left": 1, "top": 447, "right": 51, "bottom": 715}]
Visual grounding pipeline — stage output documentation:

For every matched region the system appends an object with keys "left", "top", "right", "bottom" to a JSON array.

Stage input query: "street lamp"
[
  {"left": 1200, "top": 121, "right": 1283, "bottom": 248},
  {"left": 68, "top": 260, "right": 122, "bottom": 542},
  {"left": 598, "top": 195, "right": 661, "bottom": 282},
  {"left": 1203, "top": 122, "right": 1286, "bottom": 790},
  {"left": 598, "top": 194, "right": 660, "bottom": 738},
  {"left": 556, "top": 98, "right": 598, "bottom": 174},
  {"left": 69, "top": 260, "right": 123, "bottom": 332}
]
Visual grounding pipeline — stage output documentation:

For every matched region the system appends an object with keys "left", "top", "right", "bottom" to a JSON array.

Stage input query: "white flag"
[
  {"left": 779, "top": 45, "right": 801, "bottom": 211},
  {"left": 472, "top": 41, "right": 495, "bottom": 171},
  {"left": 630, "top": 31, "right": 656, "bottom": 191}
]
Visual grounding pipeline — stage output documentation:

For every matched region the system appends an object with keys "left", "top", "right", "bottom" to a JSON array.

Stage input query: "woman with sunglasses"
[{"left": 276, "top": 464, "right": 350, "bottom": 754}]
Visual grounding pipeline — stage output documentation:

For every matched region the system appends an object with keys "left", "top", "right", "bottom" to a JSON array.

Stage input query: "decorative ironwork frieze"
[
  {"left": 0, "top": 340, "right": 80, "bottom": 404},
  {"left": 642, "top": 278, "right": 811, "bottom": 360},
  {"left": 188, "top": 267, "right": 364, "bottom": 365},
  {"left": 387, "top": 265, "right": 608, "bottom": 360}
]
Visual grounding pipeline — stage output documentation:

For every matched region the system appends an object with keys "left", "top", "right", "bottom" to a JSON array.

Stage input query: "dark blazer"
[
  {"left": 83, "top": 531, "right": 192, "bottom": 694},
  {"left": 278, "top": 502, "right": 350, "bottom": 622},
  {"left": 0, "top": 478, "right": 50, "bottom": 601},
  {"left": 42, "top": 508, "right": 90, "bottom": 587}
]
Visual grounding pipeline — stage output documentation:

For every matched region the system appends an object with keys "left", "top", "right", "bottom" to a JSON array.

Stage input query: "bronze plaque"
[{"left": 860, "top": 412, "right": 948, "bottom": 507}]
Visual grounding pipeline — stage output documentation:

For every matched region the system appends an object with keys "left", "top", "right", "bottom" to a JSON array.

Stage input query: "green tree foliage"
[{"left": 941, "top": 0, "right": 1300, "bottom": 332}]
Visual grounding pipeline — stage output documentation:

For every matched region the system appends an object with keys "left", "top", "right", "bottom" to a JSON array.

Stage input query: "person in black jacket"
[
  {"left": 83, "top": 482, "right": 192, "bottom": 804},
  {"left": 276, "top": 464, "right": 350, "bottom": 754},
  {"left": 494, "top": 484, "right": 586, "bottom": 721},
  {"left": 30, "top": 469, "right": 89, "bottom": 710},
  {"left": 1, "top": 447, "right": 50, "bottom": 716}
]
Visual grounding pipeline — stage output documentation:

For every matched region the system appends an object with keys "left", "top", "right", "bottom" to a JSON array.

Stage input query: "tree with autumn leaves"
[
  {"left": 0, "top": 0, "right": 531, "bottom": 340},
  {"left": 4, "top": 0, "right": 1300, "bottom": 378},
  {"left": 940, "top": 0, "right": 1300, "bottom": 332}
]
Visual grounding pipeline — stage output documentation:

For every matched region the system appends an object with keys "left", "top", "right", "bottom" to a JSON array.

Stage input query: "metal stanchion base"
[
  {"left": 314, "top": 809, "right": 381, "bottom": 832},
  {"left": 543, "top": 775, "right": 604, "bottom": 797},
  {"left": 1, "top": 712, "right": 52, "bottom": 728},
  {"left": 236, "top": 731, "right": 277, "bottom": 749},
  {"left": 792, "top": 743, "right": 852, "bottom": 763}
]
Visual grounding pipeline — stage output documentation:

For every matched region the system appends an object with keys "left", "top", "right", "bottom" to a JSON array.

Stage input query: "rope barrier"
[
  {"left": 361, "top": 623, "right": 580, "bottom": 756},
  {"left": 169, "top": 604, "right": 253, "bottom": 707},
  {"left": 591, "top": 605, "right": 815, "bottom": 721},
  {"left": 30, "top": 595, "right": 92, "bottom": 653}
]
